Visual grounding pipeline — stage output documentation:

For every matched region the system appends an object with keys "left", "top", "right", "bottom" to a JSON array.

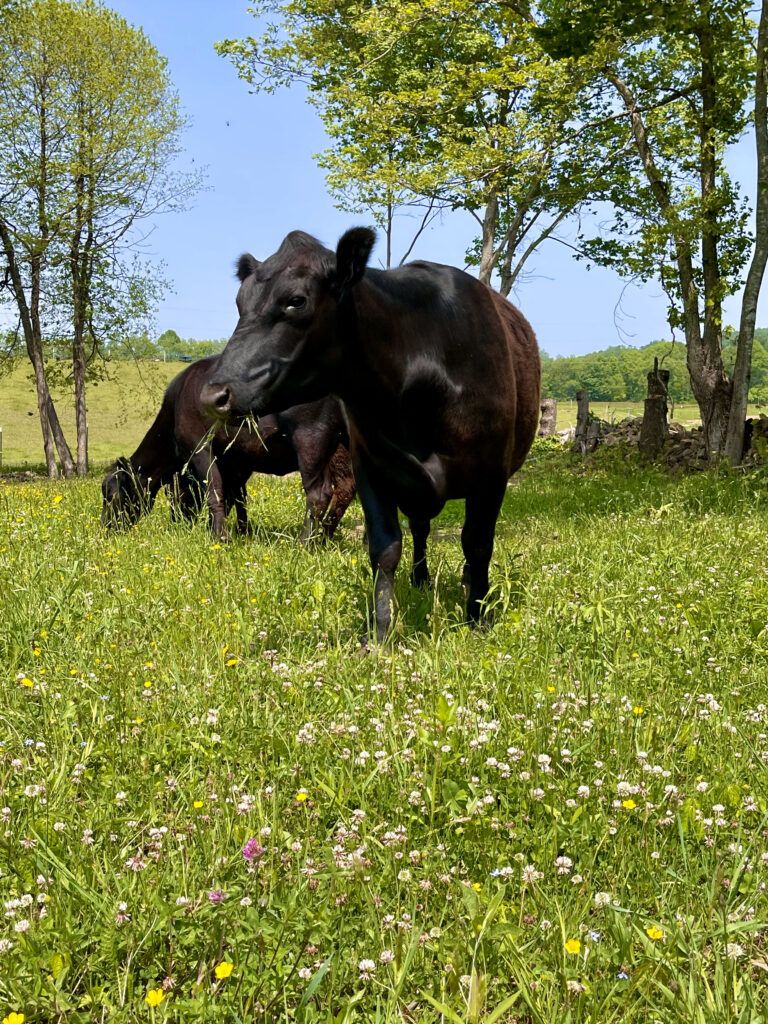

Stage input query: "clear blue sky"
[{"left": 112, "top": 0, "right": 763, "bottom": 358}]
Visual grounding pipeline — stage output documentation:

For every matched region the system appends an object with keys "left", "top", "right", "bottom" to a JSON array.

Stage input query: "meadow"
[
  {"left": 1, "top": 442, "right": 768, "bottom": 1023},
  {"left": 6, "top": 358, "right": 764, "bottom": 469}
]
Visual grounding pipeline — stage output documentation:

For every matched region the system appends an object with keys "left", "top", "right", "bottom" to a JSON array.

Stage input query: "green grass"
[
  {"left": 0, "top": 359, "right": 185, "bottom": 467},
  {"left": 1, "top": 449, "right": 767, "bottom": 1022},
  {"left": 552, "top": 399, "right": 766, "bottom": 432}
]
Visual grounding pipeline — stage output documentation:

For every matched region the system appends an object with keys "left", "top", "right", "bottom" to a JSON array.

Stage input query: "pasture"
[
  {"left": 4, "top": 359, "right": 765, "bottom": 470},
  {"left": 2, "top": 449, "right": 767, "bottom": 1022}
]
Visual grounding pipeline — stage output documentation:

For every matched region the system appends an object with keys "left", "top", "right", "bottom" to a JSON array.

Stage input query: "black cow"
[
  {"left": 201, "top": 229, "right": 541, "bottom": 640},
  {"left": 101, "top": 355, "right": 356, "bottom": 541}
]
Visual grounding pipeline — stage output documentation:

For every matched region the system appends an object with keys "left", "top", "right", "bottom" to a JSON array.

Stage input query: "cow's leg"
[
  {"left": 324, "top": 445, "right": 356, "bottom": 538},
  {"left": 357, "top": 464, "right": 402, "bottom": 643},
  {"left": 409, "top": 516, "right": 431, "bottom": 588},
  {"left": 190, "top": 450, "right": 229, "bottom": 541},
  {"left": 461, "top": 482, "right": 506, "bottom": 626},
  {"left": 295, "top": 437, "right": 335, "bottom": 543}
]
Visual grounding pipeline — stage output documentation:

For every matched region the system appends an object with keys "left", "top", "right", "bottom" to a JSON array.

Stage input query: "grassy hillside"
[{"left": 0, "top": 359, "right": 187, "bottom": 467}]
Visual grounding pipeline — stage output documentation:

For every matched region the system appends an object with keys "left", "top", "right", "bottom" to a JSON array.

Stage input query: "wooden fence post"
[
  {"left": 538, "top": 399, "right": 558, "bottom": 437},
  {"left": 573, "top": 389, "right": 590, "bottom": 453},
  {"left": 639, "top": 358, "right": 670, "bottom": 459}
]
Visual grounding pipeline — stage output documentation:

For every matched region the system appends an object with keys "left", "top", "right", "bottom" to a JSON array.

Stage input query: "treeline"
[
  {"left": 108, "top": 329, "right": 225, "bottom": 362},
  {"left": 0, "top": 328, "right": 225, "bottom": 364},
  {"left": 542, "top": 333, "right": 768, "bottom": 405}
]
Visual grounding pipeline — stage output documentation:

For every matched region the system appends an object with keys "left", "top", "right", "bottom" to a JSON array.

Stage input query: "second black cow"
[{"left": 101, "top": 356, "right": 355, "bottom": 540}]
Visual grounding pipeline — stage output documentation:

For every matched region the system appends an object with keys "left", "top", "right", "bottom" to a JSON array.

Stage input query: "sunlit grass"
[{"left": 1, "top": 452, "right": 767, "bottom": 1021}]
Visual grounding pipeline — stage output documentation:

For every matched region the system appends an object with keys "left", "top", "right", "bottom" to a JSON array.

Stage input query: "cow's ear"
[
  {"left": 333, "top": 227, "right": 375, "bottom": 297},
  {"left": 236, "top": 254, "right": 261, "bottom": 282}
]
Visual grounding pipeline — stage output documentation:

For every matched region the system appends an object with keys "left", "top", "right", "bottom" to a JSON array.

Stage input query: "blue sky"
[{"left": 112, "top": 0, "right": 762, "bottom": 358}]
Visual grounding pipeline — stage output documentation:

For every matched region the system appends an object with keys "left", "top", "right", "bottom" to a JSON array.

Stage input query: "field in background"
[
  {"left": 1, "top": 455, "right": 767, "bottom": 1020},
  {"left": 0, "top": 359, "right": 186, "bottom": 466},
  {"left": 3, "top": 359, "right": 767, "bottom": 468}
]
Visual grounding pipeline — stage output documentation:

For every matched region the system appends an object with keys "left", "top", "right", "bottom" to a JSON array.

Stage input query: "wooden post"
[
  {"left": 639, "top": 358, "right": 670, "bottom": 459},
  {"left": 0, "top": 426, "right": 3, "bottom": 468},
  {"left": 573, "top": 389, "right": 590, "bottom": 453},
  {"left": 538, "top": 398, "right": 558, "bottom": 437}
]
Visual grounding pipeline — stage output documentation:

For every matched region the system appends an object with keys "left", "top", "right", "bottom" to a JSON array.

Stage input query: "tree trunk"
[
  {"left": 477, "top": 188, "right": 499, "bottom": 286},
  {"left": 573, "top": 389, "right": 590, "bottom": 453},
  {"left": 639, "top": 359, "right": 670, "bottom": 459},
  {"left": 606, "top": 63, "right": 731, "bottom": 457},
  {"left": 725, "top": 0, "right": 768, "bottom": 465},
  {"left": 538, "top": 398, "right": 557, "bottom": 436}
]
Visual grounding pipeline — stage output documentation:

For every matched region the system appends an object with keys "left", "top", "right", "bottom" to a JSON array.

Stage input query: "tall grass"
[{"left": 1, "top": 451, "right": 767, "bottom": 1021}]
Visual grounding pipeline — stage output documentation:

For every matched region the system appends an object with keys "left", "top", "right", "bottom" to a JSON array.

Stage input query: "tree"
[
  {"left": 539, "top": 0, "right": 755, "bottom": 455},
  {"left": 724, "top": 0, "right": 768, "bottom": 461},
  {"left": 217, "top": 0, "right": 630, "bottom": 293},
  {"left": 0, "top": 0, "right": 201, "bottom": 475}
]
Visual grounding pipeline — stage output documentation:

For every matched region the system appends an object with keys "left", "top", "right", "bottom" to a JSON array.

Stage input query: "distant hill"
[{"left": 541, "top": 333, "right": 768, "bottom": 404}]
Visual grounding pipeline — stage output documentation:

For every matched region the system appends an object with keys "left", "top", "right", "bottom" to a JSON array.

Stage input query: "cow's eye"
[{"left": 285, "top": 295, "right": 306, "bottom": 310}]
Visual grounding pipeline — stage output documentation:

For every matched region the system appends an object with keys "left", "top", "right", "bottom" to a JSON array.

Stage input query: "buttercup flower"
[
  {"left": 145, "top": 988, "right": 165, "bottom": 1006},
  {"left": 215, "top": 960, "right": 234, "bottom": 979},
  {"left": 565, "top": 938, "right": 581, "bottom": 954}
]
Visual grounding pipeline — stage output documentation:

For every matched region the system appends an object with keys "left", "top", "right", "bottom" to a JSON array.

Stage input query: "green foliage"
[
  {"left": 217, "top": 1, "right": 629, "bottom": 285},
  {"left": 1, "top": 461, "right": 768, "bottom": 1020}
]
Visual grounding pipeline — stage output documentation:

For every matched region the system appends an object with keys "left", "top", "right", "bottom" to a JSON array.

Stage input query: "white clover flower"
[{"left": 358, "top": 959, "right": 376, "bottom": 979}]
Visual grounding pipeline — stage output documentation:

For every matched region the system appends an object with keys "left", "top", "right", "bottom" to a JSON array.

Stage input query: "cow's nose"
[{"left": 202, "top": 383, "right": 232, "bottom": 418}]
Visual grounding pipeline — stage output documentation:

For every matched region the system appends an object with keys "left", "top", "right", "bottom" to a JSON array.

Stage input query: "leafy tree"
[
  {"left": 217, "top": 0, "right": 630, "bottom": 291},
  {"left": 157, "top": 329, "right": 183, "bottom": 359},
  {"left": 0, "top": 0, "right": 201, "bottom": 476},
  {"left": 539, "top": 0, "right": 755, "bottom": 455}
]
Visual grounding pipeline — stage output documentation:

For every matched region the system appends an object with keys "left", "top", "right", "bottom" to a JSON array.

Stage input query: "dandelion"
[
  {"left": 145, "top": 988, "right": 165, "bottom": 1006},
  {"left": 646, "top": 925, "right": 664, "bottom": 941},
  {"left": 214, "top": 961, "right": 234, "bottom": 979},
  {"left": 19, "top": 678, "right": 33, "bottom": 689},
  {"left": 565, "top": 938, "right": 581, "bottom": 954}
]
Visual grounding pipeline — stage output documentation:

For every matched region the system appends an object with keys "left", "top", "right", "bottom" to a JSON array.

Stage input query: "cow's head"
[
  {"left": 201, "top": 227, "right": 375, "bottom": 418},
  {"left": 101, "top": 457, "right": 154, "bottom": 529}
]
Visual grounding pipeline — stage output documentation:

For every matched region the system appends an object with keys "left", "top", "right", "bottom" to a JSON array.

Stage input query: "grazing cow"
[
  {"left": 101, "top": 356, "right": 355, "bottom": 541},
  {"left": 201, "top": 229, "right": 541, "bottom": 640}
]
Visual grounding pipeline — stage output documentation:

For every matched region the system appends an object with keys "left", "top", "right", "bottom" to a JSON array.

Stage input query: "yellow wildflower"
[
  {"left": 565, "top": 938, "right": 581, "bottom": 954},
  {"left": 622, "top": 799, "right": 636, "bottom": 809},
  {"left": 296, "top": 790, "right": 308, "bottom": 802},
  {"left": 145, "top": 989, "right": 165, "bottom": 1007},
  {"left": 646, "top": 925, "right": 664, "bottom": 941},
  {"left": 214, "top": 960, "right": 234, "bottom": 979},
  {"left": 633, "top": 706, "right": 643, "bottom": 715},
  {"left": 225, "top": 658, "right": 239, "bottom": 666},
  {"left": 3, "top": 1013, "right": 25, "bottom": 1024},
  {"left": 20, "top": 678, "right": 33, "bottom": 688},
  {"left": 471, "top": 882, "right": 482, "bottom": 892},
  {"left": 193, "top": 800, "right": 203, "bottom": 809}
]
